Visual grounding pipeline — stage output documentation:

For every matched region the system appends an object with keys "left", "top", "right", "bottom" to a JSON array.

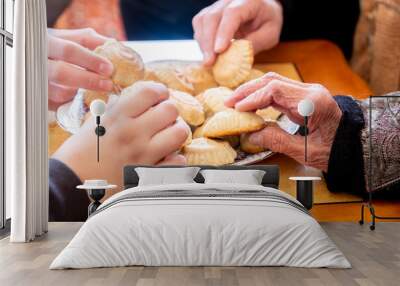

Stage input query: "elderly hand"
[
  {"left": 53, "top": 81, "right": 188, "bottom": 187},
  {"left": 192, "top": 0, "right": 283, "bottom": 66},
  {"left": 225, "top": 73, "right": 343, "bottom": 171},
  {"left": 47, "top": 28, "right": 115, "bottom": 110}
]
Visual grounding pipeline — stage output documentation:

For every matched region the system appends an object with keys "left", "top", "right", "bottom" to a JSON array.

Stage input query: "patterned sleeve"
[
  {"left": 324, "top": 92, "right": 400, "bottom": 194},
  {"left": 359, "top": 92, "right": 400, "bottom": 192}
]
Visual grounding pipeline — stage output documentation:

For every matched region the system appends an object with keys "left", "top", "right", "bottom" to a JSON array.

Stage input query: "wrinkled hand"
[
  {"left": 53, "top": 82, "right": 188, "bottom": 187},
  {"left": 47, "top": 28, "right": 115, "bottom": 110},
  {"left": 192, "top": 0, "right": 283, "bottom": 65},
  {"left": 225, "top": 73, "right": 343, "bottom": 171}
]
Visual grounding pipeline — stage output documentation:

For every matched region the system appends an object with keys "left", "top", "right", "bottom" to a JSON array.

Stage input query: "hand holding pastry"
[
  {"left": 192, "top": 0, "right": 283, "bottom": 65},
  {"left": 47, "top": 28, "right": 114, "bottom": 110},
  {"left": 83, "top": 39, "right": 145, "bottom": 106},
  {"left": 52, "top": 81, "right": 189, "bottom": 187},
  {"left": 226, "top": 72, "right": 343, "bottom": 171}
]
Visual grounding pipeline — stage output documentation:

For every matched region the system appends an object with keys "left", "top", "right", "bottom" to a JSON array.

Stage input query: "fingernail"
[
  {"left": 99, "top": 62, "right": 113, "bottom": 76},
  {"left": 249, "top": 133, "right": 263, "bottom": 145},
  {"left": 234, "top": 102, "right": 245, "bottom": 111},
  {"left": 214, "top": 37, "right": 225, "bottom": 53},
  {"left": 99, "top": 79, "right": 113, "bottom": 91}
]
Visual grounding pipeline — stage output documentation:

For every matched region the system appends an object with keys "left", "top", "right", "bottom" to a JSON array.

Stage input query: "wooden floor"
[{"left": 1, "top": 222, "right": 400, "bottom": 286}]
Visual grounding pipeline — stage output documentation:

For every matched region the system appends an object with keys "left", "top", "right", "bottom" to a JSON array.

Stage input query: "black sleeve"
[
  {"left": 323, "top": 96, "right": 366, "bottom": 196},
  {"left": 278, "top": 0, "right": 360, "bottom": 59},
  {"left": 49, "top": 158, "right": 89, "bottom": 221}
]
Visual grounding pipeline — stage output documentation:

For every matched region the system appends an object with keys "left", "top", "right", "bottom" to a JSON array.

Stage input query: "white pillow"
[
  {"left": 200, "top": 169, "right": 266, "bottom": 185},
  {"left": 135, "top": 167, "right": 200, "bottom": 186}
]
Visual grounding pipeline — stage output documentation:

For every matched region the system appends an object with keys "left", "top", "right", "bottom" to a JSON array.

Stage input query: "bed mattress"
[{"left": 50, "top": 183, "right": 350, "bottom": 269}]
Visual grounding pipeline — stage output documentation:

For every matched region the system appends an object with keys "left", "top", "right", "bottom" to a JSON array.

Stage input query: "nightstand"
[{"left": 77, "top": 180, "right": 117, "bottom": 216}]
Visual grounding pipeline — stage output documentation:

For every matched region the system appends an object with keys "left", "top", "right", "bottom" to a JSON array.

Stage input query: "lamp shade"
[
  {"left": 298, "top": 99, "right": 315, "bottom": 117},
  {"left": 90, "top": 99, "right": 106, "bottom": 117}
]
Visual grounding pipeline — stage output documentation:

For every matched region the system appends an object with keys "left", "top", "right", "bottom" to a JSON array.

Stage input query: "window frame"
[{"left": 0, "top": 0, "right": 13, "bottom": 233}]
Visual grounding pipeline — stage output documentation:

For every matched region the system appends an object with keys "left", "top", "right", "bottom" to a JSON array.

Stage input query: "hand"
[
  {"left": 47, "top": 28, "right": 115, "bottom": 110},
  {"left": 225, "top": 73, "right": 343, "bottom": 171},
  {"left": 52, "top": 81, "right": 189, "bottom": 187},
  {"left": 192, "top": 0, "right": 283, "bottom": 65}
]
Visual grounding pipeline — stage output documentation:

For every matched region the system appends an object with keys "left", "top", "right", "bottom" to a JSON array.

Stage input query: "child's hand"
[
  {"left": 52, "top": 81, "right": 189, "bottom": 187},
  {"left": 47, "top": 28, "right": 115, "bottom": 110}
]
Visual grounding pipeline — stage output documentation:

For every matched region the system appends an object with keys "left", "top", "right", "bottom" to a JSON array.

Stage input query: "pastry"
[
  {"left": 193, "top": 118, "right": 209, "bottom": 138},
  {"left": 169, "top": 89, "right": 205, "bottom": 126},
  {"left": 246, "top": 69, "right": 265, "bottom": 81},
  {"left": 212, "top": 40, "right": 254, "bottom": 88},
  {"left": 143, "top": 69, "right": 160, "bottom": 82},
  {"left": 83, "top": 90, "right": 109, "bottom": 107},
  {"left": 202, "top": 109, "right": 265, "bottom": 137},
  {"left": 94, "top": 39, "right": 145, "bottom": 88},
  {"left": 240, "top": 133, "right": 265, "bottom": 154},
  {"left": 182, "top": 64, "right": 218, "bottom": 95},
  {"left": 197, "top": 87, "right": 232, "bottom": 117},
  {"left": 183, "top": 137, "right": 237, "bottom": 165},
  {"left": 256, "top": 107, "right": 282, "bottom": 122},
  {"left": 146, "top": 61, "right": 195, "bottom": 94},
  {"left": 194, "top": 121, "right": 239, "bottom": 148},
  {"left": 150, "top": 68, "right": 195, "bottom": 94},
  {"left": 221, "top": 136, "right": 240, "bottom": 148}
]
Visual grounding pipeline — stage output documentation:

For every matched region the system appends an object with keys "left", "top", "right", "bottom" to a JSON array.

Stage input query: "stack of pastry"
[{"left": 81, "top": 39, "right": 283, "bottom": 166}]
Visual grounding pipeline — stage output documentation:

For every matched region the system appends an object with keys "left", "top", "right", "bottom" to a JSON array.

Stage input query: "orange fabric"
[
  {"left": 352, "top": 0, "right": 400, "bottom": 95},
  {"left": 54, "top": 0, "right": 127, "bottom": 41}
]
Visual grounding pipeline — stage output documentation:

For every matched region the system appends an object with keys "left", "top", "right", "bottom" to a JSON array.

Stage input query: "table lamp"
[
  {"left": 90, "top": 99, "right": 107, "bottom": 162},
  {"left": 289, "top": 99, "right": 319, "bottom": 210},
  {"left": 297, "top": 99, "right": 315, "bottom": 162}
]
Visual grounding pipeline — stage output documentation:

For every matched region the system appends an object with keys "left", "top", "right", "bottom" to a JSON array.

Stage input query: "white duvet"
[{"left": 50, "top": 183, "right": 350, "bottom": 269}]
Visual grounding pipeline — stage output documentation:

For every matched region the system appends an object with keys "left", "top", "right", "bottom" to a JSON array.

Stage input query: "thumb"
[
  {"left": 248, "top": 126, "right": 305, "bottom": 161},
  {"left": 244, "top": 23, "right": 279, "bottom": 54}
]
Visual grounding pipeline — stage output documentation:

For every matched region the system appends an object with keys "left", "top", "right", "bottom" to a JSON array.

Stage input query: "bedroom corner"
[{"left": 1, "top": 0, "right": 400, "bottom": 285}]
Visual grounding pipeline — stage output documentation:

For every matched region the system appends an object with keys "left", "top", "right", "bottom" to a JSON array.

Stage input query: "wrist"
[
  {"left": 310, "top": 99, "right": 342, "bottom": 172},
  {"left": 52, "top": 134, "right": 98, "bottom": 182}
]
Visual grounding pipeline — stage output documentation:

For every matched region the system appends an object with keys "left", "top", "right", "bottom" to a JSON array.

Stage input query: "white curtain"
[{"left": 8, "top": 0, "right": 48, "bottom": 242}]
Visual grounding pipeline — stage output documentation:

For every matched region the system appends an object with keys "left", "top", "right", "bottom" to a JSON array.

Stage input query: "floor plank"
[{"left": 1, "top": 222, "right": 400, "bottom": 286}]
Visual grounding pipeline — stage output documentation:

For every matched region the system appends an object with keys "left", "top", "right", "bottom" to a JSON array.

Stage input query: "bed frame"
[{"left": 123, "top": 165, "right": 280, "bottom": 189}]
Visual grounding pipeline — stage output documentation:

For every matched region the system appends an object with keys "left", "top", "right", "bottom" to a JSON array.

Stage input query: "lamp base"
[
  {"left": 87, "top": 189, "right": 105, "bottom": 216},
  {"left": 296, "top": 181, "right": 313, "bottom": 210}
]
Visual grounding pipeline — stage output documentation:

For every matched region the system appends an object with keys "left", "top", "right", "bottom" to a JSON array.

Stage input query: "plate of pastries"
[{"left": 56, "top": 39, "right": 299, "bottom": 166}]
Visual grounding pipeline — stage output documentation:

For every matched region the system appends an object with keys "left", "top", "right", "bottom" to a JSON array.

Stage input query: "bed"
[{"left": 50, "top": 165, "right": 350, "bottom": 269}]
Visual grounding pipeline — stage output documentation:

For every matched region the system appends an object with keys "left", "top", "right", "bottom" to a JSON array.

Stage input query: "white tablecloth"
[{"left": 125, "top": 40, "right": 203, "bottom": 63}]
